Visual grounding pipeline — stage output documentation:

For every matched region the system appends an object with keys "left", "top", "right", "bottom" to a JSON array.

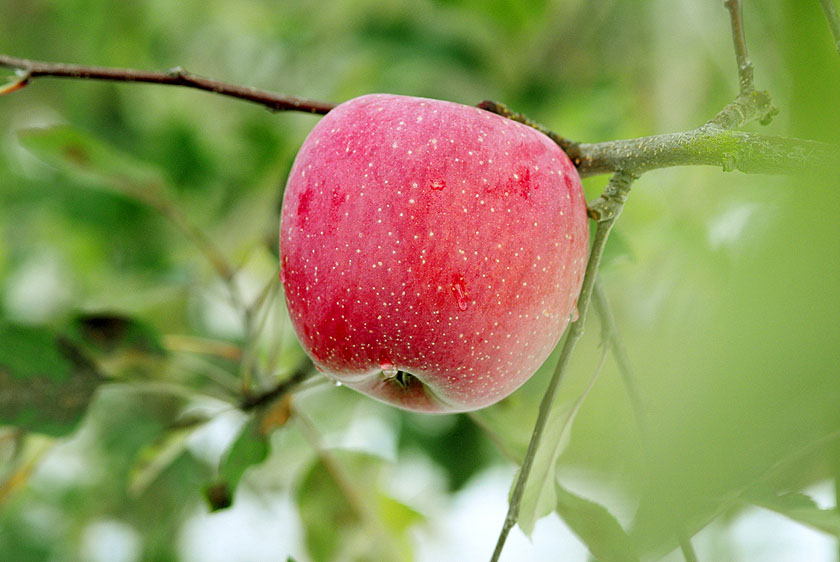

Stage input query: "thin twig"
[
  {"left": 4, "top": 55, "right": 830, "bottom": 179},
  {"left": 819, "top": 0, "right": 840, "bottom": 55},
  {"left": 163, "top": 334, "right": 243, "bottom": 360},
  {"left": 0, "top": 54, "right": 336, "bottom": 114},
  {"left": 724, "top": 0, "right": 754, "bottom": 94},
  {"left": 490, "top": 171, "right": 636, "bottom": 562},
  {"left": 240, "top": 364, "right": 313, "bottom": 410},
  {"left": 293, "top": 405, "right": 404, "bottom": 561},
  {"left": 238, "top": 269, "right": 283, "bottom": 392},
  {"left": 592, "top": 279, "right": 646, "bottom": 433}
]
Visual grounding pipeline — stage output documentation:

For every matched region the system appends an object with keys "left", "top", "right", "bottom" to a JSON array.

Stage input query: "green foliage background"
[{"left": 0, "top": 0, "right": 839, "bottom": 561}]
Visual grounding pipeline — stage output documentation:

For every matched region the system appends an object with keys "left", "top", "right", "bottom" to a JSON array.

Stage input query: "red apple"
[{"left": 280, "top": 94, "right": 588, "bottom": 413}]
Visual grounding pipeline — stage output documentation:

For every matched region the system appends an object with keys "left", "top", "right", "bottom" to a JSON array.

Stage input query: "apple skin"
[{"left": 280, "top": 94, "right": 588, "bottom": 413}]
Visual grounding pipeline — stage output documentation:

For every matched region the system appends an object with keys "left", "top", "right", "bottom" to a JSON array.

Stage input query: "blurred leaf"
[
  {"left": 378, "top": 492, "right": 423, "bottom": 537},
  {"left": 0, "top": 323, "right": 103, "bottom": 436},
  {"left": 297, "top": 450, "right": 421, "bottom": 562},
  {"left": 18, "top": 125, "right": 165, "bottom": 203},
  {"left": 128, "top": 420, "right": 203, "bottom": 498},
  {"left": 205, "top": 414, "right": 270, "bottom": 511},
  {"left": 745, "top": 490, "right": 840, "bottom": 537},
  {"left": 600, "top": 228, "right": 634, "bottom": 268},
  {"left": 518, "top": 348, "right": 605, "bottom": 536},
  {"left": 516, "top": 400, "right": 576, "bottom": 536},
  {"left": 65, "top": 312, "right": 167, "bottom": 378},
  {"left": 257, "top": 394, "right": 293, "bottom": 436},
  {"left": 555, "top": 483, "right": 639, "bottom": 562},
  {"left": 399, "top": 413, "right": 492, "bottom": 491}
]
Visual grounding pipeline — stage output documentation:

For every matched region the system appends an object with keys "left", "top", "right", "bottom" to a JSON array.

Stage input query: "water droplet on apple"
[
  {"left": 333, "top": 379, "right": 343, "bottom": 387},
  {"left": 380, "top": 362, "right": 398, "bottom": 378},
  {"left": 429, "top": 178, "right": 446, "bottom": 190},
  {"left": 452, "top": 281, "right": 468, "bottom": 311}
]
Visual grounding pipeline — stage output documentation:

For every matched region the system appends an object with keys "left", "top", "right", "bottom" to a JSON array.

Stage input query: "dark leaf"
[
  {"left": 65, "top": 312, "right": 166, "bottom": 378},
  {"left": 0, "top": 323, "right": 103, "bottom": 436}
]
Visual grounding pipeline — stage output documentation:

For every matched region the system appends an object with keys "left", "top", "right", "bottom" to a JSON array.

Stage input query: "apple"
[{"left": 280, "top": 94, "right": 589, "bottom": 413}]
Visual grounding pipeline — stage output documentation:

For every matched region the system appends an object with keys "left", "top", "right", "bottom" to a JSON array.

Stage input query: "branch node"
[{"left": 166, "top": 66, "right": 186, "bottom": 79}]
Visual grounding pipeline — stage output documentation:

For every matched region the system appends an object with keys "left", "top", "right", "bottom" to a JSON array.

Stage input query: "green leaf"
[
  {"left": 517, "top": 352, "right": 605, "bottom": 537},
  {"left": 205, "top": 415, "right": 270, "bottom": 511},
  {"left": 747, "top": 491, "right": 840, "bottom": 537},
  {"left": 0, "top": 323, "right": 103, "bottom": 436},
  {"left": 296, "top": 450, "right": 422, "bottom": 562},
  {"left": 128, "top": 411, "right": 212, "bottom": 498},
  {"left": 555, "top": 483, "right": 640, "bottom": 562},
  {"left": 516, "top": 400, "right": 577, "bottom": 536},
  {"left": 18, "top": 125, "right": 165, "bottom": 204}
]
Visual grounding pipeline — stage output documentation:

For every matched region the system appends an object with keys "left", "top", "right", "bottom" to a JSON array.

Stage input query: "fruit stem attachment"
[
  {"left": 477, "top": 100, "right": 582, "bottom": 165},
  {"left": 489, "top": 170, "right": 636, "bottom": 562},
  {"left": 392, "top": 370, "right": 412, "bottom": 390}
]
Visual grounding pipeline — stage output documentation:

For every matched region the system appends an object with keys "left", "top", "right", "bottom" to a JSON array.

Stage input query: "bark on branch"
[{"left": 0, "top": 54, "right": 335, "bottom": 114}]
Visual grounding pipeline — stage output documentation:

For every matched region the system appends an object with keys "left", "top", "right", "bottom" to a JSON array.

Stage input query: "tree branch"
[
  {"left": 575, "top": 125, "right": 838, "bottom": 177},
  {"left": 0, "top": 54, "right": 336, "bottom": 114},
  {"left": 240, "top": 364, "right": 314, "bottom": 410},
  {"left": 724, "top": 0, "right": 754, "bottom": 94},
  {"left": 490, "top": 171, "right": 637, "bottom": 562},
  {"left": 5, "top": 54, "right": 830, "bottom": 180}
]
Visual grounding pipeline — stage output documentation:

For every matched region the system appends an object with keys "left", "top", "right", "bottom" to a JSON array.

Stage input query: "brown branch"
[
  {"left": 724, "top": 0, "right": 755, "bottom": 94},
  {"left": 0, "top": 54, "right": 336, "bottom": 114},
  {"left": 240, "top": 364, "right": 313, "bottom": 410}
]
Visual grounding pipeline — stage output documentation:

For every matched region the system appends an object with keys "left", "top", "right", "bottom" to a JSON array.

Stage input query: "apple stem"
[
  {"left": 489, "top": 170, "right": 636, "bottom": 562},
  {"left": 477, "top": 100, "right": 582, "bottom": 164}
]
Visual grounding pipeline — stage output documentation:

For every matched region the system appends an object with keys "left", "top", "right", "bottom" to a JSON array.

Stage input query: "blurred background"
[{"left": 1, "top": 0, "right": 839, "bottom": 560}]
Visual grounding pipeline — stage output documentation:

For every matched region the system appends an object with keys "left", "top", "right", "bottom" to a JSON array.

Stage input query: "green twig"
[
  {"left": 819, "top": 0, "right": 840, "bottom": 55},
  {"left": 724, "top": 0, "right": 754, "bottom": 94},
  {"left": 240, "top": 364, "right": 313, "bottom": 410},
  {"left": 592, "top": 279, "right": 646, "bottom": 433},
  {"left": 489, "top": 171, "right": 636, "bottom": 562},
  {"left": 574, "top": 127, "right": 835, "bottom": 177}
]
